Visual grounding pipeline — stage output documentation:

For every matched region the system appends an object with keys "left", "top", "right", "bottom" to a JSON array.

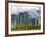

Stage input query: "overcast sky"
[{"left": 10, "top": 5, "right": 39, "bottom": 14}]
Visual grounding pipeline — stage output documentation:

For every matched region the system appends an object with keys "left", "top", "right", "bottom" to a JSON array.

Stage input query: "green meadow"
[{"left": 11, "top": 23, "right": 41, "bottom": 31}]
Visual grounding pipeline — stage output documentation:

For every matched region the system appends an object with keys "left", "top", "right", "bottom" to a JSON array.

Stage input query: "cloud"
[
  {"left": 28, "top": 9, "right": 40, "bottom": 18},
  {"left": 11, "top": 5, "right": 40, "bottom": 16}
]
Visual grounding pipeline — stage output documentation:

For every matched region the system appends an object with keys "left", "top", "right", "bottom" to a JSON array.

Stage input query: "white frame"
[{"left": 8, "top": 3, "right": 43, "bottom": 34}]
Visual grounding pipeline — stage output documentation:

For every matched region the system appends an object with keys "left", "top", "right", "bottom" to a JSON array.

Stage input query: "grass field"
[{"left": 11, "top": 24, "right": 41, "bottom": 31}]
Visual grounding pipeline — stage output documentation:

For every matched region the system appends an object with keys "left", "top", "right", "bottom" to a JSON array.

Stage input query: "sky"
[{"left": 10, "top": 5, "right": 40, "bottom": 18}]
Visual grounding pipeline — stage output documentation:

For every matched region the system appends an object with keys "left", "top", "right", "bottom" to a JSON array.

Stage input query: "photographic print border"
[{"left": 5, "top": 1, "right": 45, "bottom": 37}]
